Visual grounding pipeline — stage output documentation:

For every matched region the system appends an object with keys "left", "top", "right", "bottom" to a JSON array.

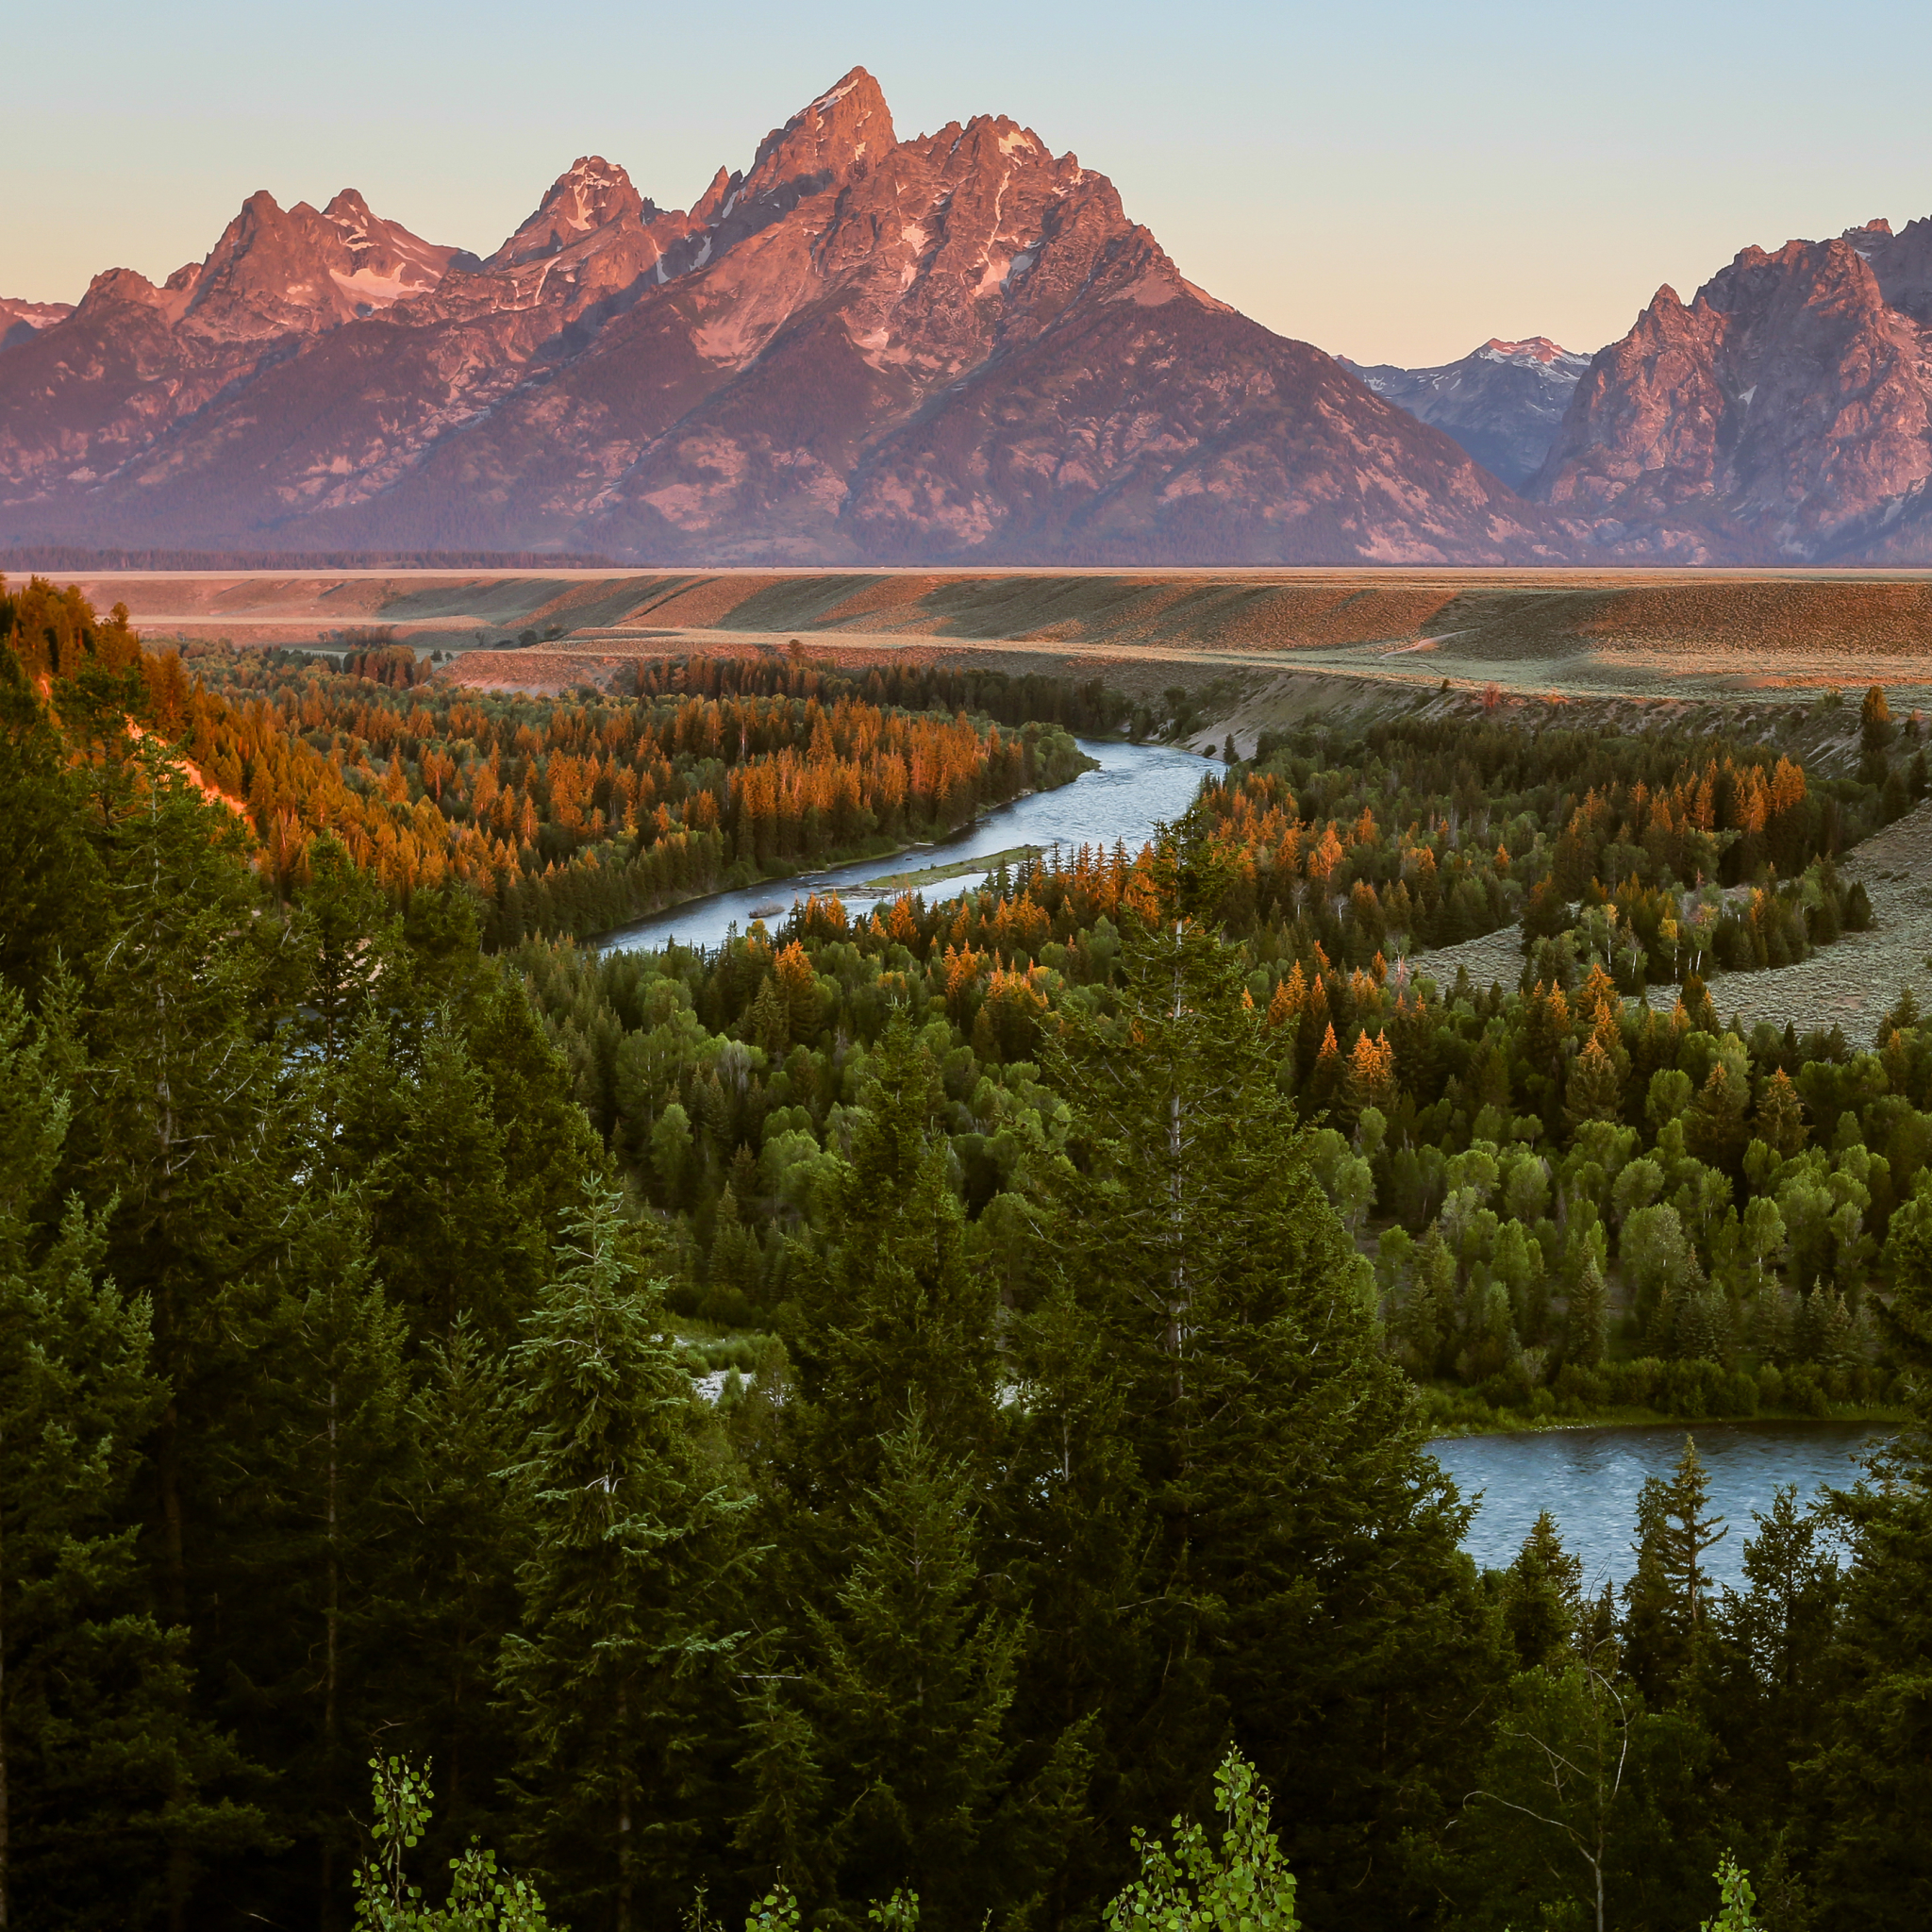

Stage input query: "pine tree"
[
  {"left": 340, "top": 1014, "right": 527, "bottom": 1345},
  {"left": 775, "top": 1016, "right": 999, "bottom": 1516},
  {"left": 1624, "top": 1437, "right": 1728, "bottom": 1702},
  {"left": 742, "top": 1020, "right": 1083, "bottom": 1921},
  {"left": 1501, "top": 1512, "right": 1584, "bottom": 1670},
  {"left": 740, "top": 1409, "right": 1051, "bottom": 1928},
  {"left": 1567, "top": 1256, "right": 1611, "bottom": 1369},
  {"left": 0, "top": 647, "right": 107, "bottom": 1000},
  {"left": 498, "top": 1179, "right": 746, "bottom": 1929},
  {"left": 290, "top": 833, "right": 391, "bottom": 1064},
  {"left": 1565, "top": 1036, "right": 1624, "bottom": 1130},
  {"left": 244, "top": 1185, "right": 413, "bottom": 1906},
  {"left": 1037, "top": 862, "right": 1491, "bottom": 1923},
  {"left": 386, "top": 1323, "right": 526, "bottom": 1863},
  {"left": 0, "top": 983, "right": 266, "bottom": 1924}
]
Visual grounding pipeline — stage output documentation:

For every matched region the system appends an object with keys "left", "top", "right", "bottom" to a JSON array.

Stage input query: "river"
[
  {"left": 1430, "top": 1423, "right": 1890, "bottom": 1593},
  {"left": 600, "top": 737, "right": 1215, "bottom": 955}
]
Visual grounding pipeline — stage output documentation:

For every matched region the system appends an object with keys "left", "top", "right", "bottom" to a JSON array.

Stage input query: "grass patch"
[{"left": 853, "top": 844, "right": 1042, "bottom": 893}]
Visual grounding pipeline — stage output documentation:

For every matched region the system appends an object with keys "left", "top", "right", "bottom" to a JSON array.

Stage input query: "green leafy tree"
[
  {"left": 1702, "top": 1853, "right": 1764, "bottom": 1931},
  {"left": 350, "top": 1755, "right": 552, "bottom": 1932},
  {"left": 1103, "top": 1748, "right": 1299, "bottom": 1932}
]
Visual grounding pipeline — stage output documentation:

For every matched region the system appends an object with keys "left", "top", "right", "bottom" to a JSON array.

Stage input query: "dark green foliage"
[
  {"left": 498, "top": 1180, "right": 747, "bottom": 1927},
  {"left": 11, "top": 581, "right": 1932, "bottom": 1932}
]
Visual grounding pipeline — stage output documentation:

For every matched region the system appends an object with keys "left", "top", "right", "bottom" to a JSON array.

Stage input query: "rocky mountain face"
[
  {"left": 0, "top": 70, "right": 1571, "bottom": 565},
  {"left": 1343, "top": 338, "right": 1591, "bottom": 489},
  {"left": 1530, "top": 220, "right": 1932, "bottom": 561}
]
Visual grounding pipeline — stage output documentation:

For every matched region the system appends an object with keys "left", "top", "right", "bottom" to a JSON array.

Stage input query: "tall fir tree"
[
  {"left": 498, "top": 1179, "right": 747, "bottom": 1930},
  {"left": 0, "top": 984, "right": 265, "bottom": 1927},
  {"left": 1034, "top": 846, "right": 1497, "bottom": 1924},
  {"left": 742, "top": 1020, "right": 1086, "bottom": 1924}
]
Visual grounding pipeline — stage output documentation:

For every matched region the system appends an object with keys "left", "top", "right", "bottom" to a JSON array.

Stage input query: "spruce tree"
[
  {"left": 773, "top": 1016, "right": 999, "bottom": 1522},
  {"left": 242, "top": 1185, "right": 413, "bottom": 1907},
  {"left": 498, "top": 1179, "right": 745, "bottom": 1929},
  {"left": 0, "top": 983, "right": 265, "bottom": 1924},
  {"left": 1500, "top": 1511, "right": 1584, "bottom": 1671},
  {"left": 386, "top": 1322, "right": 526, "bottom": 1863},
  {"left": 1036, "top": 857, "right": 1493, "bottom": 1923},
  {"left": 740, "top": 1409, "right": 1055, "bottom": 1929},
  {"left": 742, "top": 1020, "right": 1085, "bottom": 1923},
  {"left": 1623, "top": 1437, "right": 1728, "bottom": 1703}
]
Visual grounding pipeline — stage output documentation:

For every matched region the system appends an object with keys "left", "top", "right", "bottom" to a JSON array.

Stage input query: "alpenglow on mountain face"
[
  {"left": 1525, "top": 219, "right": 1932, "bottom": 562},
  {"left": 0, "top": 69, "right": 1571, "bottom": 566}
]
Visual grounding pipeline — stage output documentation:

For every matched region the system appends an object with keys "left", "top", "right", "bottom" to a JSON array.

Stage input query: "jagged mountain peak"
[
  {"left": 489, "top": 157, "right": 650, "bottom": 270},
  {"left": 0, "top": 66, "right": 1564, "bottom": 566},
  {"left": 0, "top": 295, "right": 74, "bottom": 354},
  {"left": 735, "top": 67, "right": 895, "bottom": 214}
]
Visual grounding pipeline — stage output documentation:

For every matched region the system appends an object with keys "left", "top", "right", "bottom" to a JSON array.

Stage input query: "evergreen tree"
[
  {"left": 1623, "top": 1438, "right": 1728, "bottom": 1703},
  {"left": 1500, "top": 1512, "right": 1584, "bottom": 1671},
  {"left": 341, "top": 1014, "right": 526, "bottom": 1345},
  {"left": 740, "top": 1409, "right": 1068, "bottom": 1929},
  {"left": 239, "top": 1185, "right": 413, "bottom": 1911},
  {"left": 387, "top": 1323, "right": 526, "bottom": 1864},
  {"left": 1037, "top": 862, "right": 1494, "bottom": 1924},
  {"left": 1453, "top": 1658, "right": 1712, "bottom": 1932},
  {"left": 774, "top": 1016, "right": 1000, "bottom": 1523},
  {"left": 1566, "top": 1257, "right": 1611, "bottom": 1370},
  {"left": 1799, "top": 1332, "right": 1932, "bottom": 1925},
  {"left": 0, "top": 650, "right": 106, "bottom": 999},
  {"left": 498, "top": 1179, "right": 746, "bottom": 1929},
  {"left": 743, "top": 1020, "right": 1087, "bottom": 1922},
  {"left": 0, "top": 984, "right": 265, "bottom": 1925}
]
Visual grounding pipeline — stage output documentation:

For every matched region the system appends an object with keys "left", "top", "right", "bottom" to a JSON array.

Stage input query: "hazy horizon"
[{"left": 9, "top": 0, "right": 1932, "bottom": 366}]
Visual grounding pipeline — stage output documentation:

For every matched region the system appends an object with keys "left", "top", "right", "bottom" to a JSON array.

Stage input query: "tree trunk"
[
  {"left": 616, "top": 1678, "right": 633, "bottom": 1932},
  {"left": 1, "top": 1499, "right": 11, "bottom": 1932},
  {"left": 322, "top": 1379, "right": 340, "bottom": 1931}
]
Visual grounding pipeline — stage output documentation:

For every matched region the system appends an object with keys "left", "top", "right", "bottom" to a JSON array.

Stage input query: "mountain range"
[{"left": 4, "top": 72, "right": 1931, "bottom": 567}]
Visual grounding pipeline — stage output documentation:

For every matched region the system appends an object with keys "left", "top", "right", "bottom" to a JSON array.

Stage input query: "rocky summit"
[{"left": 0, "top": 69, "right": 1570, "bottom": 566}]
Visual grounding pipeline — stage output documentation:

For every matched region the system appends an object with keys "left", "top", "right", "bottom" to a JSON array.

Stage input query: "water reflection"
[
  {"left": 1430, "top": 1423, "right": 1889, "bottom": 1592},
  {"left": 599, "top": 737, "right": 1214, "bottom": 955}
]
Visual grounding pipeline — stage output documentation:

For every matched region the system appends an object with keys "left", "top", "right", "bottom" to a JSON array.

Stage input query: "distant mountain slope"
[
  {"left": 1342, "top": 338, "right": 1591, "bottom": 488},
  {"left": 0, "top": 70, "right": 1574, "bottom": 566},
  {"left": 0, "top": 296, "right": 73, "bottom": 354}
]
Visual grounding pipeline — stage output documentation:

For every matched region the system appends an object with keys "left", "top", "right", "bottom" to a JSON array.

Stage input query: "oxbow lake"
[
  {"left": 1430, "top": 1423, "right": 1890, "bottom": 1593},
  {"left": 599, "top": 737, "right": 1215, "bottom": 955}
]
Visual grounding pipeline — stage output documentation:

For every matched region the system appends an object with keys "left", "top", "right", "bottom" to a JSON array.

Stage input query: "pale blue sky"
[{"left": 9, "top": 0, "right": 1931, "bottom": 365}]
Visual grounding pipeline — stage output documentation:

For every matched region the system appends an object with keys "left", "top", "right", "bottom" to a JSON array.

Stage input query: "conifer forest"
[{"left": 8, "top": 571, "right": 1932, "bottom": 1932}]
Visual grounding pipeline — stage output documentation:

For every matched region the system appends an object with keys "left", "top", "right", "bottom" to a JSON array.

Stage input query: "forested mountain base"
[{"left": 8, "top": 577, "right": 1932, "bottom": 1930}]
